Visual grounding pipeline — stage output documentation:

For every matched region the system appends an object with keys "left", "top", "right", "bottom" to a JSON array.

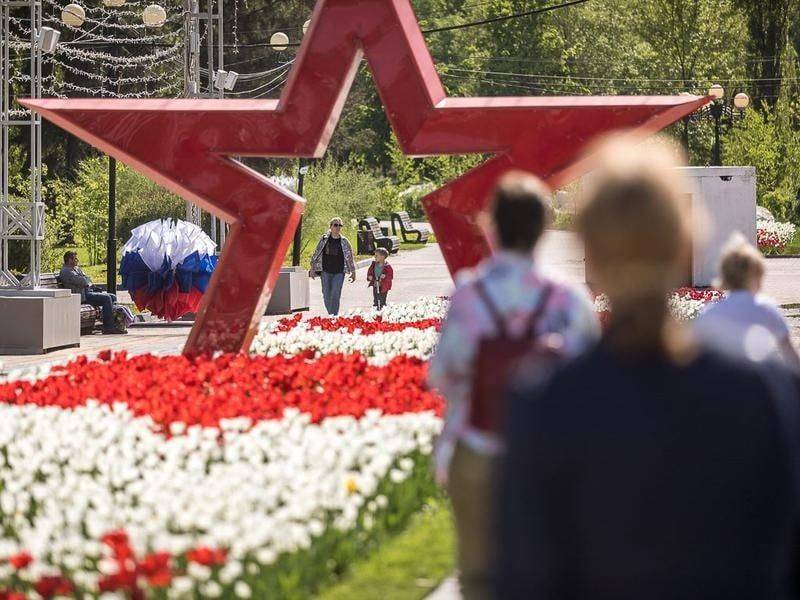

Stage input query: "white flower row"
[
  {"left": 594, "top": 290, "right": 719, "bottom": 322},
  {"left": 252, "top": 324, "right": 440, "bottom": 363},
  {"left": 0, "top": 402, "right": 441, "bottom": 596},
  {"left": 758, "top": 219, "right": 796, "bottom": 250},
  {"left": 340, "top": 296, "right": 449, "bottom": 322},
  {"left": 667, "top": 294, "right": 712, "bottom": 321}
]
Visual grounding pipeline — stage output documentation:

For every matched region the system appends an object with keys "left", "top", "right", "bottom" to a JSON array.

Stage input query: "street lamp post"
[
  {"left": 292, "top": 159, "right": 309, "bottom": 266},
  {"left": 105, "top": 24, "right": 118, "bottom": 293},
  {"left": 688, "top": 84, "right": 750, "bottom": 166}
]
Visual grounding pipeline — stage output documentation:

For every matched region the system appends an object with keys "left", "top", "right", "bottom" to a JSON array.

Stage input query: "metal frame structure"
[
  {"left": 1, "top": 0, "right": 44, "bottom": 288},
  {"left": 184, "top": 0, "right": 226, "bottom": 248}
]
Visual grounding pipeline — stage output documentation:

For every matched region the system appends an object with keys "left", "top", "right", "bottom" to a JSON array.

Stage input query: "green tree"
[
  {"left": 723, "top": 39, "right": 800, "bottom": 221},
  {"left": 733, "top": 0, "right": 798, "bottom": 105},
  {"left": 299, "top": 160, "right": 397, "bottom": 260}
]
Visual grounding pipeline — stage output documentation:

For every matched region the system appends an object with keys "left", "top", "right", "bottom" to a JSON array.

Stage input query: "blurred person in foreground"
[
  {"left": 497, "top": 137, "right": 800, "bottom": 600},
  {"left": 694, "top": 234, "right": 800, "bottom": 371},
  {"left": 428, "top": 172, "right": 600, "bottom": 599}
]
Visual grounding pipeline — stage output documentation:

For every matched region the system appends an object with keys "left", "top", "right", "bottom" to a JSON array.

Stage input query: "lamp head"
[
  {"left": 142, "top": 4, "right": 166, "bottom": 27},
  {"left": 733, "top": 92, "right": 750, "bottom": 109},
  {"left": 270, "top": 32, "right": 289, "bottom": 51},
  {"left": 60, "top": 4, "right": 85, "bottom": 27}
]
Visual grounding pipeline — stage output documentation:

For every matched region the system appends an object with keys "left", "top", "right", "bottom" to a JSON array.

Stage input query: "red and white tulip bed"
[
  {"left": 0, "top": 292, "right": 720, "bottom": 599},
  {"left": 758, "top": 219, "right": 797, "bottom": 255},
  {"left": 594, "top": 287, "right": 723, "bottom": 324},
  {"left": 0, "top": 298, "right": 448, "bottom": 599}
]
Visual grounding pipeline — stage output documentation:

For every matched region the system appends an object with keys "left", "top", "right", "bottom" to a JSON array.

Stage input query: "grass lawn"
[
  {"left": 780, "top": 229, "right": 800, "bottom": 255},
  {"left": 317, "top": 499, "right": 456, "bottom": 600}
]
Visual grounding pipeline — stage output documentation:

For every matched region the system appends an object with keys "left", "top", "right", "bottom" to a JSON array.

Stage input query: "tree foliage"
[
  {"left": 54, "top": 157, "right": 184, "bottom": 265},
  {"left": 6, "top": 0, "right": 800, "bottom": 240}
]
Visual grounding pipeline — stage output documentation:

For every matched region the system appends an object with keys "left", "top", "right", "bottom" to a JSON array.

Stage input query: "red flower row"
[
  {"left": 1, "top": 530, "right": 227, "bottom": 599},
  {"left": 274, "top": 314, "right": 442, "bottom": 334},
  {"left": 673, "top": 286, "right": 724, "bottom": 302},
  {"left": 0, "top": 351, "right": 443, "bottom": 430},
  {"left": 758, "top": 229, "right": 786, "bottom": 251}
]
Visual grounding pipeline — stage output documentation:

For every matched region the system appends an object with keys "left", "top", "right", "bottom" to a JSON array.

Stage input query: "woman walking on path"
[
  {"left": 497, "top": 138, "right": 800, "bottom": 600},
  {"left": 309, "top": 217, "right": 356, "bottom": 315}
]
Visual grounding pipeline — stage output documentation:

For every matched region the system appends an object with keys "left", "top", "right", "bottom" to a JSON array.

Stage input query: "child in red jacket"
[{"left": 367, "top": 248, "right": 393, "bottom": 310}]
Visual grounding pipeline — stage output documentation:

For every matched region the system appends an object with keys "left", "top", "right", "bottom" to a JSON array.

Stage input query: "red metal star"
[{"left": 21, "top": 0, "right": 708, "bottom": 355}]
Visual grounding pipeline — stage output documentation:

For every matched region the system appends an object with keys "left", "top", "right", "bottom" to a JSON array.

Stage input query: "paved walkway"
[
  {"left": 4, "top": 231, "right": 800, "bottom": 375},
  {"left": 0, "top": 242, "right": 454, "bottom": 375}
]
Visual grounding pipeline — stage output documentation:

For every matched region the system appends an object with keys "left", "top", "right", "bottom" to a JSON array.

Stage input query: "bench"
[
  {"left": 39, "top": 273, "right": 104, "bottom": 333},
  {"left": 390, "top": 211, "right": 430, "bottom": 243},
  {"left": 358, "top": 217, "right": 400, "bottom": 254}
]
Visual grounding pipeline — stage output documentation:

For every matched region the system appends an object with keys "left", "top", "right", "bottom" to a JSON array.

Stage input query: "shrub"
[
  {"left": 299, "top": 161, "right": 398, "bottom": 260},
  {"left": 54, "top": 157, "right": 184, "bottom": 265}
]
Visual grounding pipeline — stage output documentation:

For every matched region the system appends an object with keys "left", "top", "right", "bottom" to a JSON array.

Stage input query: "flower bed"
[
  {"left": 0, "top": 286, "right": 728, "bottom": 598},
  {"left": 0, "top": 319, "right": 444, "bottom": 597},
  {"left": 758, "top": 219, "right": 797, "bottom": 255},
  {"left": 594, "top": 287, "right": 723, "bottom": 323},
  {"left": 252, "top": 297, "right": 448, "bottom": 364}
]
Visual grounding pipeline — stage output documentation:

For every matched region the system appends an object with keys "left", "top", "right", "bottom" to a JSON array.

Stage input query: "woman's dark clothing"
[
  {"left": 322, "top": 237, "right": 344, "bottom": 274},
  {"left": 497, "top": 343, "right": 799, "bottom": 600}
]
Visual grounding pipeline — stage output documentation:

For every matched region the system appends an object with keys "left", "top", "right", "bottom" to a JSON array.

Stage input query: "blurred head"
[
  {"left": 374, "top": 247, "right": 389, "bottom": 263},
  {"left": 717, "top": 234, "right": 764, "bottom": 293},
  {"left": 63, "top": 251, "right": 78, "bottom": 267},
  {"left": 577, "top": 135, "right": 692, "bottom": 359},
  {"left": 486, "top": 171, "right": 552, "bottom": 253}
]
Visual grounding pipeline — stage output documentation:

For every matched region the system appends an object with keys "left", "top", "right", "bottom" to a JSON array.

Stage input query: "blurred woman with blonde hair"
[
  {"left": 694, "top": 233, "right": 800, "bottom": 371},
  {"left": 497, "top": 136, "right": 800, "bottom": 600}
]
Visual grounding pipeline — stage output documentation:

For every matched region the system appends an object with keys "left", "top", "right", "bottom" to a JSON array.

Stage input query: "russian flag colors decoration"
[{"left": 120, "top": 219, "right": 218, "bottom": 321}]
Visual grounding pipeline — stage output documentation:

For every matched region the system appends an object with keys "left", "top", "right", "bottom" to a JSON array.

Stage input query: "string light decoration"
[
  {"left": 2, "top": 0, "right": 182, "bottom": 289},
  {"left": 3, "top": 0, "right": 312, "bottom": 282}
]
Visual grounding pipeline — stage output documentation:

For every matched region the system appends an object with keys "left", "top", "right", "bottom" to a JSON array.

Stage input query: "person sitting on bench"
[{"left": 59, "top": 251, "right": 119, "bottom": 334}]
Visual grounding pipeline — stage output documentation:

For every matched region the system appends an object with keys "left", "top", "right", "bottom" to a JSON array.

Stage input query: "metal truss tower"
[{"left": 1, "top": 0, "right": 44, "bottom": 288}]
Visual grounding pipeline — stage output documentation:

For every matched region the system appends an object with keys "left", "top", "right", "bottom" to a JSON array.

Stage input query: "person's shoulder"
[
  {"left": 452, "top": 264, "right": 482, "bottom": 290},
  {"left": 506, "top": 344, "right": 605, "bottom": 435},
  {"left": 691, "top": 347, "right": 796, "bottom": 404},
  {"left": 754, "top": 293, "right": 785, "bottom": 317},
  {"left": 536, "top": 274, "right": 596, "bottom": 311}
]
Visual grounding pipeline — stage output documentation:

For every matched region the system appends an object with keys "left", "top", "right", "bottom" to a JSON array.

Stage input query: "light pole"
[
  {"left": 292, "top": 159, "right": 309, "bottom": 266},
  {"left": 688, "top": 84, "right": 750, "bottom": 166},
  {"left": 266, "top": 25, "right": 309, "bottom": 267}
]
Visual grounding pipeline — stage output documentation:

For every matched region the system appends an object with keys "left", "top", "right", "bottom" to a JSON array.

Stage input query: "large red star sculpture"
[{"left": 21, "top": 0, "right": 709, "bottom": 355}]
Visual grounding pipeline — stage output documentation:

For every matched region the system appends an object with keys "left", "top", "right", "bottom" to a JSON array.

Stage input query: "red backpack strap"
[
  {"left": 524, "top": 284, "right": 555, "bottom": 340},
  {"left": 474, "top": 279, "right": 508, "bottom": 338}
]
